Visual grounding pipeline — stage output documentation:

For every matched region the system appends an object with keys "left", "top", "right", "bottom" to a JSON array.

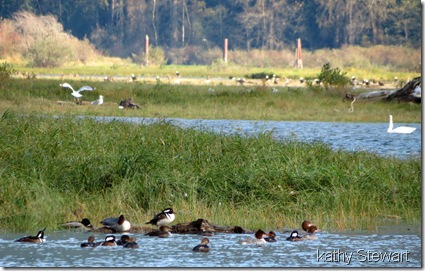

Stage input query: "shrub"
[
  {"left": 0, "top": 62, "right": 15, "bottom": 82},
  {"left": 316, "top": 63, "right": 350, "bottom": 91}
]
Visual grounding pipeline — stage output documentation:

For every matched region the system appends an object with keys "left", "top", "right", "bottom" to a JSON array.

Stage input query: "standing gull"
[{"left": 91, "top": 95, "right": 104, "bottom": 105}]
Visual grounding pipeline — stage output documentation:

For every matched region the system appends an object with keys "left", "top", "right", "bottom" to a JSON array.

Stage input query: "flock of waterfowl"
[{"left": 14, "top": 207, "right": 319, "bottom": 253}]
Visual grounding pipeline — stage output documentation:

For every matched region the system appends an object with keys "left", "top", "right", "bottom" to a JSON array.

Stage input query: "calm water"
[
  {"left": 0, "top": 230, "right": 421, "bottom": 268},
  {"left": 95, "top": 116, "right": 421, "bottom": 159}
]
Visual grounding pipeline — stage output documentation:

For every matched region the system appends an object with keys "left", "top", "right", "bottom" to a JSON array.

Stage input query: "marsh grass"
[
  {"left": 0, "top": 112, "right": 420, "bottom": 233},
  {"left": 0, "top": 78, "right": 421, "bottom": 123}
]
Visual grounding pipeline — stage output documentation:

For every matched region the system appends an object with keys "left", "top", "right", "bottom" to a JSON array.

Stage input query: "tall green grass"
[{"left": 0, "top": 112, "right": 420, "bottom": 233}]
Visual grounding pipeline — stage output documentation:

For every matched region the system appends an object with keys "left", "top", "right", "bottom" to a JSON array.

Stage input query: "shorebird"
[
  {"left": 59, "top": 83, "right": 94, "bottom": 104},
  {"left": 91, "top": 95, "right": 104, "bottom": 105}
]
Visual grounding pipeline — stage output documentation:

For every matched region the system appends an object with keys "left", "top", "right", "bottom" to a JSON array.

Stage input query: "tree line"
[{"left": 0, "top": 0, "right": 420, "bottom": 58}]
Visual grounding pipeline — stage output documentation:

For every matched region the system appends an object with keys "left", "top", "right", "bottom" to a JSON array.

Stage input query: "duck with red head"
[
  {"left": 100, "top": 214, "right": 131, "bottom": 232},
  {"left": 192, "top": 238, "right": 210, "bottom": 252},
  {"left": 239, "top": 229, "right": 269, "bottom": 245},
  {"left": 264, "top": 231, "right": 277, "bottom": 242}
]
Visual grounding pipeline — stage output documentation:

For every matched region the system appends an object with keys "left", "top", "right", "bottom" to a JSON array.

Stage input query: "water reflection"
[{"left": 0, "top": 231, "right": 421, "bottom": 267}]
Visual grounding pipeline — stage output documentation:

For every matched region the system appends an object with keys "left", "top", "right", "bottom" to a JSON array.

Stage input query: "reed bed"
[{"left": 0, "top": 112, "right": 420, "bottom": 233}]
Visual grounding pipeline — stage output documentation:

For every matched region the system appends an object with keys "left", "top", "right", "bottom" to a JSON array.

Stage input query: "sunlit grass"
[{"left": 0, "top": 113, "right": 420, "bottom": 233}]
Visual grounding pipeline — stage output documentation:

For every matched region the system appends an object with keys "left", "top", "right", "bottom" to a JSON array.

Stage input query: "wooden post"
[
  {"left": 296, "top": 38, "right": 303, "bottom": 68},
  {"left": 145, "top": 35, "right": 149, "bottom": 66},
  {"left": 223, "top": 38, "right": 228, "bottom": 63}
]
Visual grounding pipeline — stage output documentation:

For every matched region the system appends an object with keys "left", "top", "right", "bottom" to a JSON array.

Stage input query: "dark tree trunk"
[{"left": 385, "top": 77, "right": 421, "bottom": 103}]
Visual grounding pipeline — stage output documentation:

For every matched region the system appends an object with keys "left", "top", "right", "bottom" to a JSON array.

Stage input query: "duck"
[
  {"left": 15, "top": 228, "right": 46, "bottom": 243},
  {"left": 146, "top": 208, "right": 175, "bottom": 227},
  {"left": 80, "top": 235, "right": 97, "bottom": 247},
  {"left": 116, "top": 235, "right": 131, "bottom": 246},
  {"left": 100, "top": 214, "right": 131, "bottom": 232},
  {"left": 60, "top": 218, "right": 93, "bottom": 230},
  {"left": 123, "top": 237, "right": 140, "bottom": 248},
  {"left": 239, "top": 229, "right": 269, "bottom": 245},
  {"left": 192, "top": 237, "right": 210, "bottom": 252},
  {"left": 286, "top": 230, "right": 303, "bottom": 241},
  {"left": 145, "top": 225, "right": 173, "bottom": 238},
  {"left": 264, "top": 231, "right": 277, "bottom": 242},
  {"left": 100, "top": 235, "right": 117, "bottom": 246},
  {"left": 387, "top": 115, "right": 416, "bottom": 134}
]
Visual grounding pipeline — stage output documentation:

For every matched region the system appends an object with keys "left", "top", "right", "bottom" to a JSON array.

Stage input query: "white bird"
[
  {"left": 387, "top": 115, "right": 416, "bottom": 134},
  {"left": 91, "top": 95, "right": 104, "bottom": 105},
  {"left": 60, "top": 83, "right": 94, "bottom": 103}
]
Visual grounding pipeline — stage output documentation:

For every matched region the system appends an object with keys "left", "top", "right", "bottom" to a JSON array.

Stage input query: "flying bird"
[{"left": 59, "top": 83, "right": 94, "bottom": 104}]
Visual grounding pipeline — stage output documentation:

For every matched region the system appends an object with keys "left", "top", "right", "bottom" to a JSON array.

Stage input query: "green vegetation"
[
  {"left": 315, "top": 63, "right": 351, "bottom": 91},
  {"left": 0, "top": 112, "right": 420, "bottom": 233},
  {"left": 0, "top": 77, "right": 421, "bottom": 123}
]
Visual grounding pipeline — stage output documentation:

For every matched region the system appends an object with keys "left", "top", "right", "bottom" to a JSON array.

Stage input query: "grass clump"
[{"left": 0, "top": 112, "right": 420, "bottom": 233}]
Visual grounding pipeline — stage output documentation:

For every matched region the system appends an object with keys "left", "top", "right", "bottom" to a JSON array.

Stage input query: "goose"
[
  {"left": 387, "top": 115, "right": 416, "bottom": 134},
  {"left": 60, "top": 83, "right": 94, "bottom": 104}
]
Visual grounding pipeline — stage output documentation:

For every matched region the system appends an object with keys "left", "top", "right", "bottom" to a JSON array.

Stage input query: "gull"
[
  {"left": 60, "top": 83, "right": 94, "bottom": 104},
  {"left": 91, "top": 95, "right": 104, "bottom": 105}
]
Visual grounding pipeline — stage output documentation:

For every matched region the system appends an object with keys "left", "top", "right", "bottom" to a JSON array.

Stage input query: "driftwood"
[
  {"left": 385, "top": 76, "right": 421, "bottom": 103},
  {"left": 171, "top": 218, "right": 249, "bottom": 234},
  {"left": 87, "top": 218, "right": 250, "bottom": 234},
  {"left": 346, "top": 77, "right": 421, "bottom": 103}
]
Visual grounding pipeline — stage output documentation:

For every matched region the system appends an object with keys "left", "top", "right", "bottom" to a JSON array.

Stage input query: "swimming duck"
[
  {"left": 100, "top": 214, "right": 131, "bottom": 232},
  {"left": 264, "top": 231, "right": 277, "bottom": 242},
  {"left": 15, "top": 228, "right": 46, "bottom": 243},
  {"left": 80, "top": 235, "right": 97, "bottom": 247},
  {"left": 286, "top": 230, "right": 303, "bottom": 241},
  {"left": 100, "top": 235, "right": 117, "bottom": 246},
  {"left": 146, "top": 208, "right": 175, "bottom": 227},
  {"left": 60, "top": 218, "right": 93, "bottom": 230},
  {"left": 301, "top": 220, "right": 318, "bottom": 234},
  {"left": 145, "top": 225, "right": 173, "bottom": 238},
  {"left": 116, "top": 235, "right": 131, "bottom": 246},
  {"left": 123, "top": 237, "right": 139, "bottom": 249},
  {"left": 192, "top": 237, "right": 210, "bottom": 252},
  {"left": 239, "top": 229, "right": 269, "bottom": 245}
]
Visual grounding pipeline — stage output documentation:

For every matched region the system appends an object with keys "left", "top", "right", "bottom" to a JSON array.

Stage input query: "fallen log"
[
  {"left": 385, "top": 76, "right": 421, "bottom": 103},
  {"left": 171, "top": 218, "right": 249, "bottom": 234}
]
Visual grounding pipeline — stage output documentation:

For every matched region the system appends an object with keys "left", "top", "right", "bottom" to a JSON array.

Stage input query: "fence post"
[
  {"left": 296, "top": 38, "right": 303, "bottom": 68},
  {"left": 145, "top": 35, "right": 150, "bottom": 66},
  {"left": 223, "top": 38, "right": 228, "bottom": 63}
]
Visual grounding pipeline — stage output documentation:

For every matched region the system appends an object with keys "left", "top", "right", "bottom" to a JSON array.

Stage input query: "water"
[
  {"left": 0, "top": 230, "right": 421, "bottom": 267},
  {"left": 94, "top": 116, "right": 422, "bottom": 159}
]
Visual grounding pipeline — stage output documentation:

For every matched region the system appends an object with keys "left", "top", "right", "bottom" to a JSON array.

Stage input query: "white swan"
[
  {"left": 60, "top": 83, "right": 95, "bottom": 103},
  {"left": 387, "top": 115, "right": 416, "bottom": 134}
]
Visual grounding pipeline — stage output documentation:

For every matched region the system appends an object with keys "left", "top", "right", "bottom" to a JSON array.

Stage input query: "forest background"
[{"left": 0, "top": 0, "right": 421, "bottom": 70}]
